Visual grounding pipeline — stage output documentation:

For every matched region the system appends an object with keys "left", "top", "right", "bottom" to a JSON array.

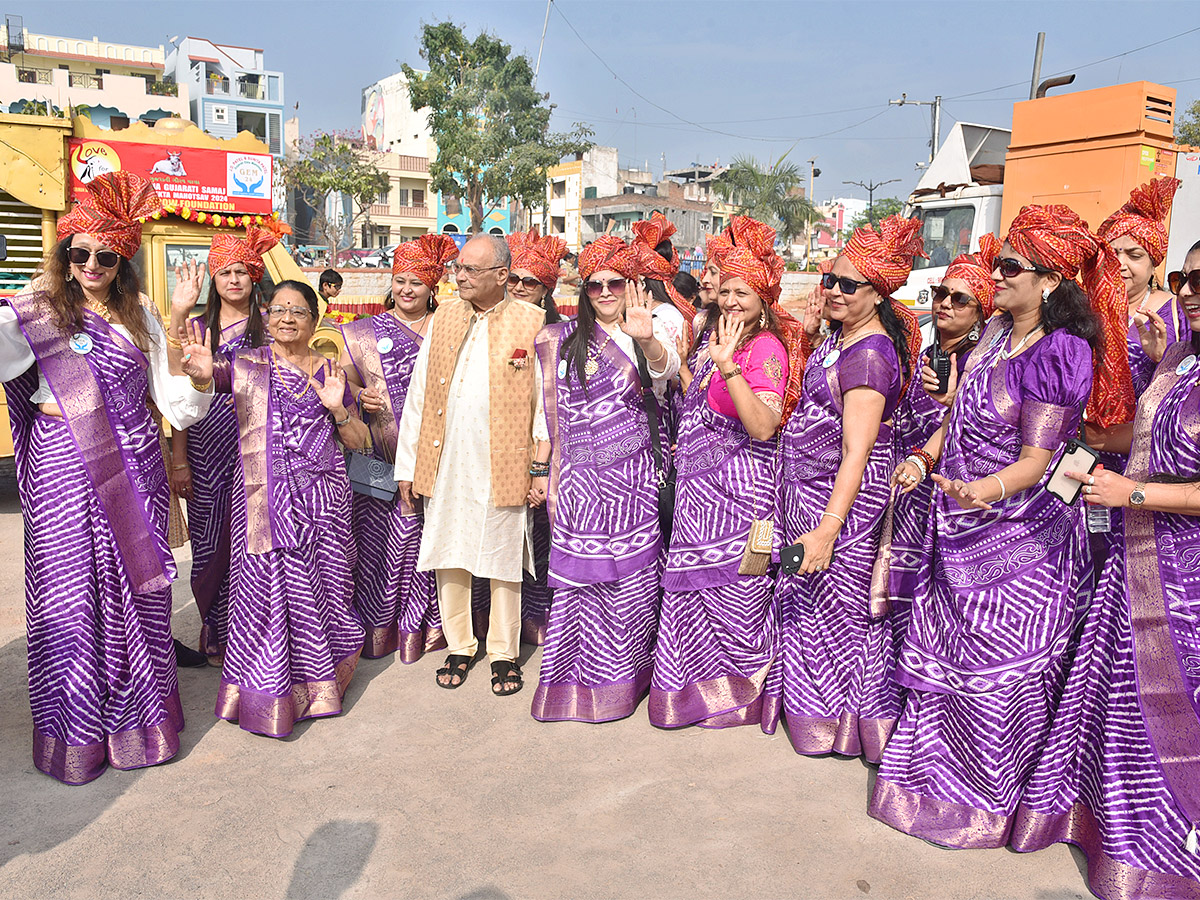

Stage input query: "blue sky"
[{"left": 22, "top": 0, "right": 1200, "bottom": 205}]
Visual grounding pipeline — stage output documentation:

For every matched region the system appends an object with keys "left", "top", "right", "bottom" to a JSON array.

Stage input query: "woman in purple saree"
[
  {"left": 1008, "top": 242, "right": 1200, "bottom": 898},
  {"left": 649, "top": 216, "right": 804, "bottom": 729},
  {"left": 527, "top": 236, "right": 678, "bottom": 722},
  {"left": 169, "top": 227, "right": 274, "bottom": 660},
  {"left": 185, "top": 280, "right": 368, "bottom": 738},
  {"left": 0, "top": 172, "right": 214, "bottom": 783},
  {"left": 871, "top": 204, "right": 1133, "bottom": 848},
  {"left": 765, "top": 216, "right": 924, "bottom": 761},
  {"left": 339, "top": 236, "right": 455, "bottom": 661}
]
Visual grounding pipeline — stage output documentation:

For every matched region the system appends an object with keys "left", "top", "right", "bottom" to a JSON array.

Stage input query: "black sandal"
[
  {"left": 436, "top": 654, "right": 472, "bottom": 689},
  {"left": 490, "top": 660, "right": 523, "bottom": 696}
]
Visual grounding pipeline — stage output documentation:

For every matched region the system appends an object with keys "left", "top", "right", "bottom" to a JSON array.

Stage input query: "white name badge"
[
  {"left": 69, "top": 333, "right": 93, "bottom": 355},
  {"left": 822, "top": 348, "right": 841, "bottom": 368},
  {"left": 1178, "top": 354, "right": 1197, "bottom": 376},
  {"left": 376, "top": 337, "right": 394, "bottom": 354}
]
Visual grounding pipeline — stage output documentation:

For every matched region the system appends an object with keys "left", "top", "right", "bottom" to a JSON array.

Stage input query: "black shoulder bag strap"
[{"left": 632, "top": 343, "right": 666, "bottom": 485}]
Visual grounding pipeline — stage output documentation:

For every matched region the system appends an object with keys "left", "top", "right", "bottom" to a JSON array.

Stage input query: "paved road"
[{"left": 0, "top": 473, "right": 1095, "bottom": 900}]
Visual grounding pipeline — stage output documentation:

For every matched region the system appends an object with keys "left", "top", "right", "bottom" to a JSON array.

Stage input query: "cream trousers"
[{"left": 434, "top": 568, "right": 521, "bottom": 662}]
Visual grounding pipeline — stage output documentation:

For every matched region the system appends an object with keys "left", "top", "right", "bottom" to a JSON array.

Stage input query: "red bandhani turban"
[
  {"left": 631, "top": 211, "right": 696, "bottom": 338},
  {"left": 1097, "top": 176, "right": 1182, "bottom": 266},
  {"left": 392, "top": 234, "right": 459, "bottom": 289},
  {"left": 578, "top": 234, "right": 640, "bottom": 280},
  {"left": 208, "top": 226, "right": 280, "bottom": 283},
  {"left": 943, "top": 232, "right": 1001, "bottom": 318},
  {"left": 709, "top": 215, "right": 808, "bottom": 425},
  {"left": 507, "top": 227, "right": 567, "bottom": 294},
  {"left": 56, "top": 171, "right": 162, "bottom": 259},
  {"left": 1006, "top": 203, "right": 1133, "bottom": 428},
  {"left": 840, "top": 214, "right": 927, "bottom": 398}
]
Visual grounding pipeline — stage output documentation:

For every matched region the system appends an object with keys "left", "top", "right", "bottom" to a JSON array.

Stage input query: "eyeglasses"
[
  {"left": 507, "top": 274, "right": 543, "bottom": 291},
  {"left": 931, "top": 285, "right": 978, "bottom": 308},
  {"left": 585, "top": 277, "right": 628, "bottom": 299},
  {"left": 457, "top": 264, "right": 504, "bottom": 279},
  {"left": 265, "top": 305, "right": 312, "bottom": 320},
  {"left": 820, "top": 272, "right": 873, "bottom": 295},
  {"left": 68, "top": 246, "right": 120, "bottom": 269},
  {"left": 1167, "top": 269, "right": 1200, "bottom": 295},
  {"left": 993, "top": 257, "right": 1041, "bottom": 279}
]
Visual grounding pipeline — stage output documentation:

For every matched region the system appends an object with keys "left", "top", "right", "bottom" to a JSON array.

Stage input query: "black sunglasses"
[
  {"left": 507, "top": 274, "right": 543, "bottom": 291},
  {"left": 820, "top": 272, "right": 873, "bottom": 295},
  {"left": 585, "top": 277, "right": 627, "bottom": 298},
  {"left": 68, "top": 246, "right": 121, "bottom": 269},
  {"left": 993, "top": 256, "right": 1041, "bottom": 279},
  {"left": 1168, "top": 269, "right": 1200, "bottom": 295},
  {"left": 931, "top": 285, "right": 978, "bottom": 308}
]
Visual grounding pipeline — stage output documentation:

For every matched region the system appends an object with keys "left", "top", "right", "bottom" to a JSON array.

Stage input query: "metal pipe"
[
  {"left": 1036, "top": 74, "right": 1076, "bottom": 99},
  {"left": 1029, "top": 32, "right": 1045, "bottom": 101}
]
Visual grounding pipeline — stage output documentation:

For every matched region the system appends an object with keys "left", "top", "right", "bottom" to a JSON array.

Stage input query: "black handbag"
[
  {"left": 345, "top": 449, "right": 399, "bottom": 500},
  {"left": 633, "top": 344, "right": 676, "bottom": 546}
]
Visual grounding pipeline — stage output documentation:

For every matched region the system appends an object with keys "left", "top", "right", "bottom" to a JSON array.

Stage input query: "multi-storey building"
[
  {"left": 0, "top": 19, "right": 188, "bottom": 126},
  {"left": 166, "top": 36, "right": 284, "bottom": 157}
]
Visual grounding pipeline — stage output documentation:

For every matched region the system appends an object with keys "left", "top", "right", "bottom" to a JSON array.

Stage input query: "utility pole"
[
  {"left": 889, "top": 93, "right": 942, "bottom": 164},
  {"left": 805, "top": 157, "right": 820, "bottom": 268},
  {"left": 534, "top": 0, "right": 552, "bottom": 89},
  {"left": 843, "top": 179, "right": 900, "bottom": 227},
  {"left": 1029, "top": 32, "right": 1046, "bottom": 101}
]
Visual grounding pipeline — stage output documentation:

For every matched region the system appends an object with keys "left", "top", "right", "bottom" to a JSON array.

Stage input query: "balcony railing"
[
  {"left": 369, "top": 204, "right": 430, "bottom": 218},
  {"left": 205, "top": 78, "right": 229, "bottom": 96},
  {"left": 68, "top": 72, "right": 102, "bottom": 89},
  {"left": 236, "top": 80, "right": 264, "bottom": 100},
  {"left": 16, "top": 67, "right": 52, "bottom": 85}
]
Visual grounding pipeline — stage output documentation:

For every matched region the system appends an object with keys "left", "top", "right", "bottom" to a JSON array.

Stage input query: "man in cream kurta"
[{"left": 394, "top": 234, "right": 544, "bottom": 695}]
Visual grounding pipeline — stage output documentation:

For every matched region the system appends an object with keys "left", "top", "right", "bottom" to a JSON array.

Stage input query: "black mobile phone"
[{"left": 781, "top": 543, "right": 805, "bottom": 574}]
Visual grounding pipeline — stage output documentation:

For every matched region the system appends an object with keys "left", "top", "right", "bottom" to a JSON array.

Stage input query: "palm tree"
[{"left": 714, "top": 152, "right": 820, "bottom": 248}]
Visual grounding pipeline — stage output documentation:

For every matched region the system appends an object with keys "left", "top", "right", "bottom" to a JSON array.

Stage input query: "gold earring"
[
  {"left": 66, "top": 271, "right": 74, "bottom": 282},
  {"left": 759, "top": 311, "right": 767, "bottom": 328}
]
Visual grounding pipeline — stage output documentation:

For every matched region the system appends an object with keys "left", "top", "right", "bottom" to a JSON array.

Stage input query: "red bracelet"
[{"left": 909, "top": 447, "right": 936, "bottom": 474}]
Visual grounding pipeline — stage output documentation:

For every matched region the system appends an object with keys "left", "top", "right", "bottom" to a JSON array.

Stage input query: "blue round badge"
[
  {"left": 376, "top": 337, "right": 394, "bottom": 354},
  {"left": 69, "top": 332, "right": 93, "bottom": 355},
  {"left": 822, "top": 348, "right": 841, "bottom": 368},
  {"left": 1177, "top": 354, "right": 1197, "bottom": 376}
]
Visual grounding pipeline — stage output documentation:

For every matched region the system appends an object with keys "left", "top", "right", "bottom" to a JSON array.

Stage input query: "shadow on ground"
[{"left": 284, "top": 820, "right": 378, "bottom": 900}]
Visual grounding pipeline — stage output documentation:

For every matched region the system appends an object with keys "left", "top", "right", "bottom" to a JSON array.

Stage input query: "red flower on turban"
[
  {"left": 1097, "top": 176, "right": 1182, "bottom": 266},
  {"left": 1006, "top": 203, "right": 1133, "bottom": 428},
  {"left": 578, "top": 234, "right": 641, "bottom": 281},
  {"left": 631, "top": 211, "right": 696, "bottom": 338},
  {"left": 57, "top": 171, "right": 162, "bottom": 259},
  {"left": 208, "top": 226, "right": 280, "bottom": 283},
  {"left": 507, "top": 227, "right": 567, "bottom": 294},
  {"left": 392, "top": 234, "right": 459, "bottom": 290},
  {"left": 838, "top": 214, "right": 927, "bottom": 399},
  {"left": 943, "top": 232, "right": 1001, "bottom": 318}
]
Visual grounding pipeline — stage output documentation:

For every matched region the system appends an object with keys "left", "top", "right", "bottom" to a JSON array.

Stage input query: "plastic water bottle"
[{"left": 1086, "top": 504, "right": 1111, "bottom": 534}]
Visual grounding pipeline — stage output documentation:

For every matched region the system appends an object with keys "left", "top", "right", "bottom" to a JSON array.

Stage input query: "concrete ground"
[{"left": 0, "top": 473, "right": 1097, "bottom": 900}]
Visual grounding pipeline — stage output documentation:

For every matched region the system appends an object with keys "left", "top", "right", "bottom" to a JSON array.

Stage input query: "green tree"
[
  {"left": 403, "top": 22, "right": 593, "bottom": 234},
  {"left": 845, "top": 196, "right": 905, "bottom": 235},
  {"left": 1177, "top": 98, "right": 1200, "bottom": 146},
  {"left": 714, "top": 153, "right": 820, "bottom": 247},
  {"left": 282, "top": 132, "right": 390, "bottom": 258}
]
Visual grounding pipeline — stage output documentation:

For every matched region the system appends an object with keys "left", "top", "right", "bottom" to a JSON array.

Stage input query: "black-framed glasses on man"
[{"left": 457, "top": 264, "right": 504, "bottom": 279}]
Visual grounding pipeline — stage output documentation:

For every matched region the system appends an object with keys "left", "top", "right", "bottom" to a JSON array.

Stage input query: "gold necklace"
[
  {"left": 271, "top": 347, "right": 314, "bottom": 399},
  {"left": 85, "top": 299, "right": 114, "bottom": 324}
]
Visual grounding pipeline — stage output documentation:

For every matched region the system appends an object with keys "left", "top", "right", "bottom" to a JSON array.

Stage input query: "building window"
[
  {"left": 584, "top": 186, "right": 597, "bottom": 199},
  {"left": 236, "top": 109, "right": 267, "bottom": 142},
  {"left": 413, "top": 189, "right": 425, "bottom": 205},
  {"left": 109, "top": 114, "right": 130, "bottom": 130},
  {"left": 552, "top": 180, "right": 566, "bottom": 199},
  {"left": 442, "top": 223, "right": 459, "bottom": 234},
  {"left": 397, "top": 188, "right": 409, "bottom": 206},
  {"left": 267, "top": 113, "right": 281, "bottom": 155},
  {"left": 551, "top": 216, "right": 566, "bottom": 235},
  {"left": 212, "top": 105, "right": 228, "bottom": 124},
  {"left": 376, "top": 187, "right": 390, "bottom": 205}
]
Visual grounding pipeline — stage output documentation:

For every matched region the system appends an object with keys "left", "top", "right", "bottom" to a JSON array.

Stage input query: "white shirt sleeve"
[
  {"left": 393, "top": 334, "right": 431, "bottom": 483},
  {"left": 0, "top": 306, "right": 34, "bottom": 382},
  {"left": 532, "top": 358, "right": 551, "bottom": 443},
  {"left": 648, "top": 314, "right": 681, "bottom": 381},
  {"left": 142, "top": 306, "right": 215, "bottom": 430}
]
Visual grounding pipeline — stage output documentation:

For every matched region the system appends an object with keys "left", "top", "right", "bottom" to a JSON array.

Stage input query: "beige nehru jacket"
[{"left": 412, "top": 297, "right": 545, "bottom": 507}]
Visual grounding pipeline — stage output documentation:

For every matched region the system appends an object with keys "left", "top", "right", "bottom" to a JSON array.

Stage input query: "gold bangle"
[
  {"left": 165, "top": 334, "right": 184, "bottom": 349},
  {"left": 171, "top": 463, "right": 190, "bottom": 471},
  {"left": 189, "top": 378, "right": 213, "bottom": 393}
]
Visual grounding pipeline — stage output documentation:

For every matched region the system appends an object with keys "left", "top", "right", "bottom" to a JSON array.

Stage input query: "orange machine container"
[{"left": 1001, "top": 82, "right": 1179, "bottom": 238}]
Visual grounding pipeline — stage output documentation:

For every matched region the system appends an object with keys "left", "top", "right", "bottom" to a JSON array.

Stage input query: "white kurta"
[
  {"left": 394, "top": 307, "right": 531, "bottom": 582},
  {"left": 0, "top": 303, "right": 214, "bottom": 430}
]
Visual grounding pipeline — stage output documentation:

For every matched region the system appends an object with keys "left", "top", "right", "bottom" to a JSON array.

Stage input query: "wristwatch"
[
  {"left": 721, "top": 363, "right": 743, "bottom": 380},
  {"left": 1129, "top": 481, "right": 1147, "bottom": 507}
]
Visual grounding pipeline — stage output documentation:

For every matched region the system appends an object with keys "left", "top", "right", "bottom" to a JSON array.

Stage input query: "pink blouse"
[{"left": 706, "top": 331, "right": 789, "bottom": 420}]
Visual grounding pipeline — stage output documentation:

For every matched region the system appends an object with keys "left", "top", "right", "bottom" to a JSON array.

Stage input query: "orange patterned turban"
[
  {"left": 579, "top": 234, "right": 641, "bottom": 280},
  {"left": 1097, "top": 176, "right": 1182, "bottom": 266},
  {"left": 508, "top": 227, "right": 567, "bottom": 293},
  {"left": 208, "top": 226, "right": 280, "bottom": 283},
  {"left": 943, "top": 232, "right": 1001, "bottom": 318},
  {"left": 840, "top": 214, "right": 927, "bottom": 396},
  {"left": 1006, "top": 203, "right": 1133, "bottom": 428},
  {"left": 392, "top": 234, "right": 459, "bottom": 289},
  {"left": 631, "top": 211, "right": 696, "bottom": 335},
  {"left": 57, "top": 171, "right": 162, "bottom": 259}
]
